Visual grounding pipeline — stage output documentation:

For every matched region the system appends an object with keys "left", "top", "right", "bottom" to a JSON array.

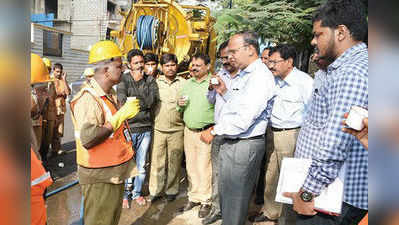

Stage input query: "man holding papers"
[{"left": 283, "top": 0, "right": 368, "bottom": 224}]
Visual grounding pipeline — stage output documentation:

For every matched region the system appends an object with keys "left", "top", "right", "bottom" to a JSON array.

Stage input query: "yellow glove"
[{"left": 109, "top": 99, "right": 140, "bottom": 131}]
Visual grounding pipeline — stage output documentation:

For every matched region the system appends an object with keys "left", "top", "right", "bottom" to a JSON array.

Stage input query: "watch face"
[{"left": 300, "top": 191, "right": 313, "bottom": 202}]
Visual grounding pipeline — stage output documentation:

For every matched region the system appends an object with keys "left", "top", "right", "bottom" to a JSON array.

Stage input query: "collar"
[
  {"left": 158, "top": 75, "right": 182, "bottom": 84},
  {"left": 87, "top": 78, "right": 115, "bottom": 98},
  {"left": 242, "top": 58, "right": 262, "bottom": 75},
  {"left": 189, "top": 73, "right": 211, "bottom": 84},
  {"left": 327, "top": 42, "right": 368, "bottom": 73},
  {"left": 218, "top": 68, "right": 239, "bottom": 79},
  {"left": 283, "top": 67, "right": 299, "bottom": 86}
]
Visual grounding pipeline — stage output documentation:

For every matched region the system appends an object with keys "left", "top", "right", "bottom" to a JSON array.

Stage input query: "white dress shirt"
[
  {"left": 213, "top": 59, "right": 276, "bottom": 138},
  {"left": 271, "top": 67, "right": 313, "bottom": 129}
]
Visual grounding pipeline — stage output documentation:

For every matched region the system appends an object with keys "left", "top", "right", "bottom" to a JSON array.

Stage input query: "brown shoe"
[{"left": 198, "top": 204, "right": 211, "bottom": 218}]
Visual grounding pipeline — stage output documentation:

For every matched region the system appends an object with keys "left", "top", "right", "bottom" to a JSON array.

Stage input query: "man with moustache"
[
  {"left": 177, "top": 53, "right": 215, "bottom": 218},
  {"left": 202, "top": 40, "right": 239, "bottom": 225},
  {"left": 254, "top": 45, "right": 273, "bottom": 206},
  {"left": 261, "top": 47, "right": 272, "bottom": 66},
  {"left": 70, "top": 41, "right": 140, "bottom": 225},
  {"left": 117, "top": 49, "right": 159, "bottom": 207},
  {"left": 201, "top": 31, "right": 275, "bottom": 225},
  {"left": 149, "top": 53, "right": 186, "bottom": 202},
  {"left": 283, "top": 1, "right": 368, "bottom": 224},
  {"left": 249, "top": 44, "right": 313, "bottom": 224}
]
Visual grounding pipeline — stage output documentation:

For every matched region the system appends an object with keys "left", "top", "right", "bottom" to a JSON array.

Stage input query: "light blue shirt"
[
  {"left": 213, "top": 59, "right": 275, "bottom": 138},
  {"left": 271, "top": 67, "right": 314, "bottom": 128},
  {"left": 207, "top": 68, "right": 238, "bottom": 123}
]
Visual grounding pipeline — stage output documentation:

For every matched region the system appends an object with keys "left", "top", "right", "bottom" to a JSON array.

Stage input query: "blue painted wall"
[{"left": 31, "top": 13, "right": 54, "bottom": 27}]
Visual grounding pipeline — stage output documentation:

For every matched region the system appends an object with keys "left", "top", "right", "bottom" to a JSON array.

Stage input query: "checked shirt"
[{"left": 295, "top": 43, "right": 368, "bottom": 210}]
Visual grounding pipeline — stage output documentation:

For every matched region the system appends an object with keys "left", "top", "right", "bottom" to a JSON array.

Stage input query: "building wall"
[
  {"left": 31, "top": 23, "right": 90, "bottom": 82},
  {"left": 70, "top": 0, "right": 108, "bottom": 50}
]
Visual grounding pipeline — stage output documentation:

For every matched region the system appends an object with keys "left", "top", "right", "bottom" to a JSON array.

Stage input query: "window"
[{"left": 43, "top": 30, "right": 63, "bottom": 57}]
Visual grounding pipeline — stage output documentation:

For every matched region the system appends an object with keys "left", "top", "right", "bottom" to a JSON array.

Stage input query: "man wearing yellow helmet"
[
  {"left": 31, "top": 54, "right": 54, "bottom": 160},
  {"left": 70, "top": 40, "right": 140, "bottom": 225},
  {"left": 30, "top": 53, "right": 54, "bottom": 225},
  {"left": 42, "top": 57, "right": 52, "bottom": 74}
]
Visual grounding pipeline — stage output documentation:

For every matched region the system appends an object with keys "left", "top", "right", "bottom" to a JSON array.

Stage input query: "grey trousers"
[
  {"left": 210, "top": 135, "right": 223, "bottom": 214},
  {"left": 219, "top": 137, "right": 265, "bottom": 225}
]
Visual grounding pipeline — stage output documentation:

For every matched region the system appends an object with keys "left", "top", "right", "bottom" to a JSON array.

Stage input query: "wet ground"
[{"left": 44, "top": 106, "right": 281, "bottom": 225}]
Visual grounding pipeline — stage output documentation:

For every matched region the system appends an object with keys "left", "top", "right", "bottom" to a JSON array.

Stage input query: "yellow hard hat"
[
  {"left": 42, "top": 57, "right": 52, "bottom": 68},
  {"left": 88, "top": 40, "right": 122, "bottom": 64},
  {"left": 83, "top": 67, "right": 95, "bottom": 77},
  {"left": 31, "top": 53, "right": 53, "bottom": 84}
]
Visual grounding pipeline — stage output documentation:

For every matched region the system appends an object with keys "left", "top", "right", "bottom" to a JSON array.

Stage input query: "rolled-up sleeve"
[{"left": 73, "top": 93, "right": 104, "bottom": 146}]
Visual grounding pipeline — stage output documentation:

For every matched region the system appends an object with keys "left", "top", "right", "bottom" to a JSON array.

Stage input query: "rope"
[{"left": 136, "top": 15, "right": 159, "bottom": 50}]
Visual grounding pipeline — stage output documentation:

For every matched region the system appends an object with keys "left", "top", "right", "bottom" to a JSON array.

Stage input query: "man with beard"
[
  {"left": 249, "top": 44, "right": 313, "bottom": 224},
  {"left": 201, "top": 31, "right": 275, "bottom": 225},
  {"left": 202, "top": 40, "right": 239, "bottom": 225},
  {"left": 283, "top": 1, "right": 368, "bottom": 224},
  {"left": 117, "top": 49, "right": 159, "bottom": 207}
]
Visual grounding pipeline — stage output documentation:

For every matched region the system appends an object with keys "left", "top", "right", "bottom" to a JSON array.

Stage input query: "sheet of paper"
[{"left": 275, "top": 157, "right": 346, "bottom": 214}]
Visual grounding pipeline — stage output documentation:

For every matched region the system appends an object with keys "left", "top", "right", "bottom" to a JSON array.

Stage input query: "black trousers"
[
  {"left": 296, "top": 202, "right": 367, "bottom": 225},
  {"left": 219, "top": 137, "right": 265, "bottom": 225}
]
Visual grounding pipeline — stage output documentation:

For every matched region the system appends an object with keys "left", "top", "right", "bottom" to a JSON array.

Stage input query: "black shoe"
[
  {"left": 198, "top": 204, "right": 212, "bottom": 218},
  {"left": 166, "top": 194, "right": 177, "bottom": 202},
  {"left": 248, "top": 212, "right": 278, "bottom": 223},
  {"left": 179, "top": 201, "right": 200, "bottom": 212},
  {"left": 149, "top": 195, "right": 161, "bottom": 203},
  {"left": 202, "top": 209, "right": 221, "bottom": 224}
]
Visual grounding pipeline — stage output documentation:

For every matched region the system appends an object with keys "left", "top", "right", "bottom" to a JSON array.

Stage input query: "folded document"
[{"left": 275, "top": 157, "right": 346, "bottom": 214}]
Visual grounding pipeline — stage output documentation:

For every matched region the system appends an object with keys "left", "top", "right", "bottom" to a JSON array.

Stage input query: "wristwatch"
[
  {"left": 210, "top": 129, "right": 216, "bottom": 136},
  {"left": 300, "top": 191, "right": 314, "bottom": 202}
]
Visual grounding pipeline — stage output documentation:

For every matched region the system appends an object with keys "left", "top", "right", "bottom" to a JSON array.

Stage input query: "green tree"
[{"left": 214, "top": 0, "right": 326, "bottom": 71}]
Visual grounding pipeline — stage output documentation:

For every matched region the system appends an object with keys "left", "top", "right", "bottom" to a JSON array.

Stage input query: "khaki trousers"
[
  {"left": 184, "top": 127, "right": 212, "bottom": 204},
  {"left": 262, "top": 127, "right": 299, "bottom": 221},
  {"left": 33, "top": 126, "right": 42, "bottom": 152},
  {"left": 81, "top": 182, "right": 124, "bottom": 225},
  {"left": 149, "top": 129, "right": 184, "bottom": 196}
]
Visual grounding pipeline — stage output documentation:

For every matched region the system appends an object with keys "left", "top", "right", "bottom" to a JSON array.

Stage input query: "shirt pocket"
[{"left": 306, "top": 87, "right": 329, "bottom": 129}]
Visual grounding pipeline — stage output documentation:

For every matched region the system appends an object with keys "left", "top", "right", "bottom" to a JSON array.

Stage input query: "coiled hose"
[{"left": 136, "top": 15, "right": 159, "bottom": 50}]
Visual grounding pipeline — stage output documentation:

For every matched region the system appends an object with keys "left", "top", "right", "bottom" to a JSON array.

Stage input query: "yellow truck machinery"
[{"left": 110, "top": 0, "right": 217, "bottom": 74}]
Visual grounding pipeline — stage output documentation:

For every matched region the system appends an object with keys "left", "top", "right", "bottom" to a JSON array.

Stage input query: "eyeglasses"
[
  {"left": 219, "top": 56, "right": 228, "bottom": 62},
  {"left": 228, "top": 45, "right": 248, "bottom": 55},
  {"left": 267, "top": 59, "right": 285, "bottom": 66}
]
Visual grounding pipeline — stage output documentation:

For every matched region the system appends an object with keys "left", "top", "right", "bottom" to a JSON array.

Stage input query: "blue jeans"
[{"left": 124, "top": 131, "right": 151, "bottom": 200}]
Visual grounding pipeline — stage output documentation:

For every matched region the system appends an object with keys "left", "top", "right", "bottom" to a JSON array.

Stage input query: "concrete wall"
[
  {"left": 31, "top": 23, "right": 90, "bottom": 82},
  {"left": 70, "top": 0, "right": 107, "bottom": 50}
]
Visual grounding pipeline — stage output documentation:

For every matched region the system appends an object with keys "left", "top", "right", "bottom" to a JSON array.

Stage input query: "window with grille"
[{"left": 43, "top": 30, "right": 63, "bottom": 57}]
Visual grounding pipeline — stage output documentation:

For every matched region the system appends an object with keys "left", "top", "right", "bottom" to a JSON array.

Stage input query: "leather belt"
[
  {"left": 271, "top": 127, "right": 301, "bottom": 132},
  {"left": 188, "top": 123, "right": 215, "bottom": 132},
  {"left": 224, "top": 134, "right": 265, "bottom": 141}
]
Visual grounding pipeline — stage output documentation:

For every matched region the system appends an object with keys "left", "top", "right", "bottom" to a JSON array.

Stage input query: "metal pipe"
[{"left": 45, "top": 180, "right": 79, "bottom": 198}]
